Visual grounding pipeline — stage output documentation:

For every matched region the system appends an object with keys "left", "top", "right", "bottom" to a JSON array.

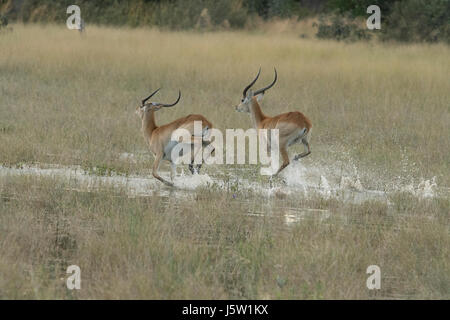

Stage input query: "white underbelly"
[
  {"left": 163, "top": 141, "right": 194, "bottom": 163},
  {"left": 287, "top": 128, "right": 305, "bottom": 147}
]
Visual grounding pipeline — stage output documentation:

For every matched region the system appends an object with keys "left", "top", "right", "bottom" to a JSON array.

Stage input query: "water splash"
[
  {"left": 400, "top": 177, "right": 437, "bottom": 199},
  {"left": 279, "top": 161, "right": 309, "bottom": 188},
  {"left": 340, "top": 175, "right": 364, "bottom": 191},
  {"left": 173, "top": 173, "right": 214, "bottom": 190},
  {"left": 319, "top": 175, "right": 332, "bottom": 199},
  {"left": 0, "top": 155, "right": 445, "bottom": 203}
]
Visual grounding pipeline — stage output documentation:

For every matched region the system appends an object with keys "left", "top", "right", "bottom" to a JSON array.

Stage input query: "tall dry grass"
[
  {"left": 0, "top": 24, "right": 449, "bottom": 299},
  {"left": 0, "top": 175, "right": 448, "bottom": 299}
]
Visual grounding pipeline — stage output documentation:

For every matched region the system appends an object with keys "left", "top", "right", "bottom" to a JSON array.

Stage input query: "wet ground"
[{"left": 1, "top": 154, "right": 446, "bottom": 228}]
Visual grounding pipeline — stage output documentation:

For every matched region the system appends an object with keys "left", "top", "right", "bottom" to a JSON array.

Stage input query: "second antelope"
[
  {"left": 235, "top": 68, "right": 312, "bottom": 176},
  {"left": 136, "top": 89, "right": 213, "bottom": 186}
]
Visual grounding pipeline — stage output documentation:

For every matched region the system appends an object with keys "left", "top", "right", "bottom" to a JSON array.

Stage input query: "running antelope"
[
  {"left": 235, "top": 68, "right": 312, "bottom": 176},
  {"left": 136, "top": 89, "right": 213, "bottom": 186}
]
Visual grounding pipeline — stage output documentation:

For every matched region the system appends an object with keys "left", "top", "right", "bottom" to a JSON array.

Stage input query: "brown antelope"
[
  {"left": 136, "top": 88, "right": 213, "bottom": 186},
  {"left": 235, "top": 68, "right": 312, "bottom": 176}
]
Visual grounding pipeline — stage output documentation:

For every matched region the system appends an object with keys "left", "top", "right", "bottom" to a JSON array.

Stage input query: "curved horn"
[
  {"left": 159, "top": 90, "right": 181, "bottom": 108},
  {"left": 243, "top": 68, "right": 261, "bottom": 98},
  {"left": 142, "top": 88, "right": 160, "bottom": 105},
  {"left": 253, "top": 68, "right": 277, "bottom": 96}
]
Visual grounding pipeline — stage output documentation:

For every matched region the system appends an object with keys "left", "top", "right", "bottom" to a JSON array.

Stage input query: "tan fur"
[
  {"left": 237, "top": 95, "right": 312, "bottom": 176},
  {"left": 137, "top": 106, "right": 212, "bottom": 186}
]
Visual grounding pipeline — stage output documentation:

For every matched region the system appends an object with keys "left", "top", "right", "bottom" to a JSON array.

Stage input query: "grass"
[
  {"left": 0, "top": 175, "right": 448, "bottom": 299},
  {"left": 0, "top": 24, "right": 449, "bottom": 299}
]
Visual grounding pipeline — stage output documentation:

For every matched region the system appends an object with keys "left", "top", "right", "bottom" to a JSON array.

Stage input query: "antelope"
[
  {"left": 235, "top": 68, "right": 312, "bottom": 176},
  {"left": 136, "top": 88, "right": 213, "bottom": 186}
]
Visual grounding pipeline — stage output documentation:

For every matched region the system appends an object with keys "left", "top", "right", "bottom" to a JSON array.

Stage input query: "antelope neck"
[
  {"left": 143, "top": 109, "right": 158, "bottom": 137},
  {"left": 250, "top": 97, "right": 266, "bottom": 128}
]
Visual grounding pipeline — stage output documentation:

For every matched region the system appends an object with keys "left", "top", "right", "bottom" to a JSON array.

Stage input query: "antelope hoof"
[
  {"left": 163, "top": 180, "right": 174, "bottom": 187},
  {"left": 294, "top": 152, "right": 311, "bottom": 161}
]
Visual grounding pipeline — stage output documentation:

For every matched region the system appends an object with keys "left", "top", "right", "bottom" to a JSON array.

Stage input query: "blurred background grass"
[{"left": 1, "top": 0, "right": 449, "bottom": 42}]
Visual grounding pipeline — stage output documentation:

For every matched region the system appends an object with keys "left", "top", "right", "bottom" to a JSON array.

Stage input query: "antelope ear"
[
  {"left": 246, "top": 89, "right": 253, "bottom": 98},
  {"left": 255, "top": 92, "right": 264, "bottom": 102}
]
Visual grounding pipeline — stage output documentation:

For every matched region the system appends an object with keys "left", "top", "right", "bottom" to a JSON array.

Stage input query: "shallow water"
[
  {"left": 0, "top": 157, "right": 444, "bottom": 202},
  {"left": 1, "top": 159, "right": 447, "bottom": 228}
]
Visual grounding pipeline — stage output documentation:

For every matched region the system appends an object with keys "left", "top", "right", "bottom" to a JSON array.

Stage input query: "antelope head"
[
  {"left": 136, "top": 88, "right": 181, "bottom": 119},
  {"left": 235, "top": 67, "right": 277, "bottom": 113}
]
